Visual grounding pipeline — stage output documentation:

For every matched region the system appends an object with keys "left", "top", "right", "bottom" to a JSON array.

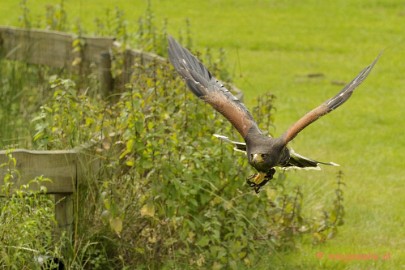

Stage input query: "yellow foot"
[
  {"left": 247, "top": 172, "right": 266, "bottom": 186},
  {"left": 246, "top": 169, "right": 275, "bottom": 193}
]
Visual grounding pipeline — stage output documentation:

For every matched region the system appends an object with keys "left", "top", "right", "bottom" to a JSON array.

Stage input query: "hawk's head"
[{"left": 247, "top": 137, "right": 287, "bottom": 172}]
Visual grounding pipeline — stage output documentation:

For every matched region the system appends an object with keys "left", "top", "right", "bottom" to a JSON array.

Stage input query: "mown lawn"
[{"left": 1, "top": 0, "right": 404, "bottom": 269}]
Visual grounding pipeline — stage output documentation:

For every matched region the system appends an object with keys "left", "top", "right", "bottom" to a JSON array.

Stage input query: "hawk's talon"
[
  {"left": 247, "top": 173, "right": 257, "bottom": 181},
  {"left": 247, "top": 173, "right": 259, "bottom": 187},
  {"left": 246, "top": 168, "right": 276, "bottom": 193},
  {"left": 248, "top": 181, "right": 256, "bottom": 187},
  {"left": 254, "top": 180, "right": 267, "bottom": 193}
]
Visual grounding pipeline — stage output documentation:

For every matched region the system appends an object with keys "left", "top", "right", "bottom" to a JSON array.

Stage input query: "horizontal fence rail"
[
  {"left": 0, "top": 149, "right": 77, "bottom": 194},
  {"left": 0, "top": 26, "right": 114, "bottom": 69},
  {"left": 0, "top": 26, "right": 243, "bottom": 98}
]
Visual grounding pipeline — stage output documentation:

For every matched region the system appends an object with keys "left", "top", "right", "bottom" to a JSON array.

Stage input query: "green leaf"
[
  {"left": 109, "top": 217, "right": 123, "bottom": 236},
  {"left": 140, "top": 203, "right": 155, "bottom": 218},
  {"left": 196, "top": 236, "right": 210, "bottom": 247}
]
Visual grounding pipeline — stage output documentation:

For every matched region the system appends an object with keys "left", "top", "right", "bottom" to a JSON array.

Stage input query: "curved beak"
[{"left": 252, "top": 153, "right": 263, "bottom": 164}]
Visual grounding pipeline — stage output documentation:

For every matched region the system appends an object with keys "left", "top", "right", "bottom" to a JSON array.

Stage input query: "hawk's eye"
[{"left": 261, "top": 154, "right": 269, "bottom": 159}]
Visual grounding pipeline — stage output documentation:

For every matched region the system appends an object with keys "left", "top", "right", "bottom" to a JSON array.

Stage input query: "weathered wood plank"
[
  {"left": 0, "top": 26, "right": 73, "bottom": 67},
  {"left": 0, "top": 149, "right": 77, "bottom": 195},
  {"left": 54, "top": 194, "right": 74, "bottom": 241},
  {"left": 0, "top": 26, "right": 114, "bottom": 69}
]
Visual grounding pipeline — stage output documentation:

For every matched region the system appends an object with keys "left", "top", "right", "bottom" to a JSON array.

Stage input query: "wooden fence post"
[
  {"left": 54, "top": 194, "right": 74, "bottom": 242},
  {"left": 99, "top": 51, "right": 113, "bottom": 97}
]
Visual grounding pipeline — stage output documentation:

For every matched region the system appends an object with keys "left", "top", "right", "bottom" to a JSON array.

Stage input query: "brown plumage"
[{"left": 168, "top": 36, "right": 379, "bottom": 192}]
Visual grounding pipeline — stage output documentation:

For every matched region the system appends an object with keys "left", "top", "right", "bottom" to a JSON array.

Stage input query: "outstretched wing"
[
  {"left": 282, "top": 54, "right": 380, "bottom": 144},
  {"left": 168, "top": 36, "right": 261, "bottom": 139}
]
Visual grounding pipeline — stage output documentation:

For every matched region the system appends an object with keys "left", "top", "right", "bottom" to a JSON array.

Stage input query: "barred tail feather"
[{"left": 285, "top": 149, "right": 339, "bottom": 170}]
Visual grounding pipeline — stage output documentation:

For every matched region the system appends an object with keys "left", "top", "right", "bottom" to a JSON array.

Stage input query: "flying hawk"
[{"left": 168, "top": 36, "right": 379, "bottom": 193}]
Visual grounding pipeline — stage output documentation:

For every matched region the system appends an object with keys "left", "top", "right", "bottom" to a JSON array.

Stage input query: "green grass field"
[{"left": 1, "top": 0, "right": 404, "bottom": 269}]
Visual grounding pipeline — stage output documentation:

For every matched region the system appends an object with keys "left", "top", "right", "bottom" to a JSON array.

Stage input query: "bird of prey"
[{"left": 168, "top": 36, "right": 379, "bottom": 193}]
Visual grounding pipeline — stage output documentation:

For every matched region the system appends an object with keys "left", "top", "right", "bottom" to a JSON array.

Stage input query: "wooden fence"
[
  {"left": 0, "top": 26, "right": 167, "bottom": 97},
  {"left": 0, "top": 26, "right": 242, "bottom": 98},
  {"left": 0, "top": 26, "right": 176, "bottom": 246},
  {"left": 0, "top": 26, "right": 243, "bottom": 246},
  {"left": 0, "top": 149, "right": 78, "bottom": 240}
]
